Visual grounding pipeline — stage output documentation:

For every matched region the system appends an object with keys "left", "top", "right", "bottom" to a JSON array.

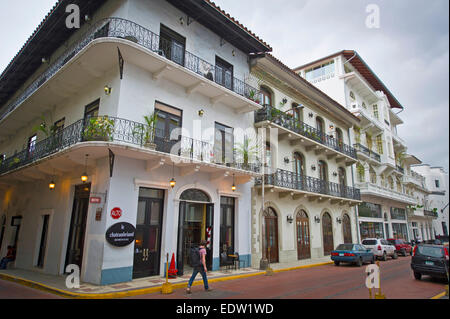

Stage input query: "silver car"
[{"left": 361, "top": 238, "right": 398, "bottom": 261}]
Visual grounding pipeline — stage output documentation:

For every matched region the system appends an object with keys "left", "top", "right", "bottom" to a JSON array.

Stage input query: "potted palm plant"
[
  {"left": 234, "top": 136, "right": 258, "bottom": 170},
  {"left": 142, "top": 111, "right": 158, "bottom": 149}
]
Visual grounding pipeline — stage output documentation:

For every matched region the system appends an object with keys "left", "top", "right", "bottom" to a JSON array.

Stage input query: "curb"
[
  {"left": 430, "top": 291, "right": 447, "bottom": 299},
  {"left": 0, "top": 261, "right": 333, "bottom": 299}
]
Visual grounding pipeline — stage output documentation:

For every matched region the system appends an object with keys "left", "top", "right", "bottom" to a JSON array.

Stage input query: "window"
[
  {"left": 360, "top": 222, "right": 384, "bottom": 240},
  {"left": 53, "top": 118, "right": 65, "bottom": 133},
  {"left": 373, "top": 104, "right": 379, "bottom": 119},
  {"left": 215, "top": 56, "right": 233, "bottom": 90},
  {"left": 84, "top": 99, "right": 100, "bottom": 119},
  {"left": 435, "top": 179, "right": 440, "bottom": 188},
  {"left": 37, "top": 214, "right": 50, "bottom": 268},
  {"left": 305, "top": 60, "right": 335, "bottom": 81},
  {"left": 28, "top": 134, "right": 37, "bottom": 155},
  {"left": 260, "top": 86, "right": 272, "bottom": 106},
  {"left": 159, "top": 24, "right": 186, "bottom": 66},
  {"left": 376, "top": 135, "right": 383, "bottom": 154},
  {"left": 292, "top": 103, "right": 303, "bottom": 123},
  {"left": 391, "top": 223, "right": 408, "bottom": 240},
  {"left": 220, "top": 197, "right": 235, "bottom": 257},
  {"left": 390, "top": 207, "right": 406, "bottom": 220},
  {"left": 349, "top": 91, "right": 355, "bottom": 101},
  {"left": 318, "top": 160, "right": 328, "bottom": 181},
  {"left": 214, "top": 122, "right": 234, "bottom": 164},
  {"left": 294, "top": 152, "right": 305, "bottom": 176},
  {"left": 358, "top": 202, "right": 382, "bottom": 218},
  {"left": 366, "top": 133, "right": 373, "bottom": 150}
]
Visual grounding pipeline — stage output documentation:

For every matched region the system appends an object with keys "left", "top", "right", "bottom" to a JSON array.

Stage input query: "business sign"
[
  {"left": 105, "top": 222, "right": 136, "bottom": 247},
  {"left": 111, "top": 207, "right": 122, "bottom": 220},
  {"left": 90, "top": 197, "right": 102, "bottom": 204}
]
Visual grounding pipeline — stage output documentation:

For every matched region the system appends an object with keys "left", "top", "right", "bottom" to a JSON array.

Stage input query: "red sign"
[
  {"left": 111, "top": 207, "right": 122, "bottom": 220},
  {"left": 90, "top": 197, "right": 102, "bottom": 204}
]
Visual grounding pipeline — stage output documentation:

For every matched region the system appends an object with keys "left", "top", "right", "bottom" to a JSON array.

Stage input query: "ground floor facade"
[
  {"left": 357, "top": 197, "right": 411, "bottom": 241},
  {"left": 0, "top": 152, "right": 254, "bottom": 286},
  {"left": 250, "top": 189, "right": 359, "bottom": 269}
]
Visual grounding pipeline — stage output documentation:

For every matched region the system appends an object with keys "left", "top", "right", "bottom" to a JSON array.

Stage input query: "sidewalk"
[{"left": 0, "top": 258, "right": 333, "bottom": 299}]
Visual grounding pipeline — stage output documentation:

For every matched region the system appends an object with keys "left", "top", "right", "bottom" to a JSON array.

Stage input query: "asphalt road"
[{"left": 131, "top": 255, "right": 447, "bottom": 299}]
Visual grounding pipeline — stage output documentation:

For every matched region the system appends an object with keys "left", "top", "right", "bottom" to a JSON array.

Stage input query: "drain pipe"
[{"left": 349, "top": 126, "right": 361, "bottom": 244}]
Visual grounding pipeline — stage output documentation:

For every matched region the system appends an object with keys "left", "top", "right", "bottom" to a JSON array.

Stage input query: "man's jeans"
[
  {"left": 187, "top": 268, "right": 209, "bottom": 289},
  {"left": 0, "top": 257, "right": 13, "bottom": 269}
]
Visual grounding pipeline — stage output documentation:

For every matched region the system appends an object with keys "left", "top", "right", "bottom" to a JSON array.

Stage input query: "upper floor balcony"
[
  {"left": 357, "top": 181, "right": 416, "bottom": 205},
  {"left": 254, "top": 105, "right": 357, "bottom": 165},
  {"left": 353, "top": 143, "right": 381, "bottom": 164},
  {"left": 354, "top": 106, "right": 384, "bottom": 135},
  {"left": 0, "top": 18, "right": 263, "bottom": 128},
  {"left": 0, "top": 116, "right": 260, "bottom": 183},
  {"left": 403, "top": 170, "right": 427, "bottom": 189},
  {"left": 255, "top": 168, "right": 361, "bottom": 204}
]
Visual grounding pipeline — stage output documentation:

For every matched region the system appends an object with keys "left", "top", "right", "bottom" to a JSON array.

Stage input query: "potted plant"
[
  {"left": 83, "top": 116, "right": 115, "bottom": 141},
  {"left": 142, "top": 111, "right": 158, "bottom": 149},
  {"left": 234, "top": 136, "right": 258, "bottom": 170}
]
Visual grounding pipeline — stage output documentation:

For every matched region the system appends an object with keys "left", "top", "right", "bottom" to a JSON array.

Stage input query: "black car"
[{"left": 411, "top": 244, "right": 449, "bottom": 280}]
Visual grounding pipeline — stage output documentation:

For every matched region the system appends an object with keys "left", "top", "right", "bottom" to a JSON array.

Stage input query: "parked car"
[
  {"left": 411, "top": 244, "right": 449, "bottom": 280},
  {"left": 387, "top": 238, "right": 412, "bottom": 256},
  {"left": 424, "top": 239, "right": 443, "bottom": 245},
  {"left": 331, "top": 243, "right": 375, "bottom": 267},
  {"left": 361, "top": 238, "right": 398, "bottom": 261}
]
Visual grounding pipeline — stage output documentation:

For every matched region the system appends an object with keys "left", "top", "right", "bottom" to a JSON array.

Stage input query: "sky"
[{"left": 0, "top": 0, "right": 448, "bottom": 172}]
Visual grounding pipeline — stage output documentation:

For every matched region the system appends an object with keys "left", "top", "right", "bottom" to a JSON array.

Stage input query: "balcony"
[
  {"left": 424, "top": 210, "right": 438, "bottom": 218},
  {"left": 0, "top": 18, "right": 263, "bottom": 126},
  {"left": 254, "top": 105, "right": 357, "bottom": 164},
  {"left": 0, "top": 116, "right": 259, "bottom": 180},
  {"left": 353, "top": 143, "right": 381, "bottom": 163},
  {"left": 357, "top": 181, "right": 416, "bottom": 205},
  {"left": 255, "top": 168, "right": 361, "bottom": 204}
]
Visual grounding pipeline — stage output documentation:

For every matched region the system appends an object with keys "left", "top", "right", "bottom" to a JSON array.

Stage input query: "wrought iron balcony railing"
[
  {"left": 255, "top": 168, "right": 361, "bottom": 201},
  {"left": 424, "top": 210, "right": 438, "bottom": 218},
  {"left": 255, "top": 105, "right": 357, "bottom": 159},
  {"left": 0, "top": 116, "right": 260, "bottom": 176},
  {"left": 353, "top": 143, "right": 381, "bottom": 162},
  {"left": 0, "top": 17, "right": 263, "bottom": 122}
]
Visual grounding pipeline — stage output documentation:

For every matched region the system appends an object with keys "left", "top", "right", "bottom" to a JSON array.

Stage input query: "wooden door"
[
  {"left": 264, "top": 208, "right": 279, "bottom": 263},
  {"left": 296, "top": 210, "right": 311, "bottom": 260},
  {"left": 342, "top": 214, "right": 353, "bottom": 244},
  {"left": 322, "top": 212, "right": 334, "bottom": 256}
]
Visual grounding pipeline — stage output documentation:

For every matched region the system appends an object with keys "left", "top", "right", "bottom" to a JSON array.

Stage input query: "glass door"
[
  {"left": 214, "top": 122, "right": 234, "bottom": 165},
  {"left": 154, "top": 104, "right": 182, "bottom": 154},
  {"left": 215, "top": 56, "right": 233, "bottom": 90}
]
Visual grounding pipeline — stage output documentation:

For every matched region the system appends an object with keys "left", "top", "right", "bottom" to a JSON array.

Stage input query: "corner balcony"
[
  {"left": 353, "top": 143, "right": 381, "bottom": 164},
  {"left": 254, "top": 105, "right": 357, "bottom": 165},
  {"left": 0, "top": 18, "right": 263, "bottom": 135},
  {"left": 255, "top": 168, "right": 361, "bottom": 205},
  {"left": 357, "top": 181, "right": 416, "bottom": 205},
  {"left": 0, "top": 116, "right": 259, "bottom": 184}
]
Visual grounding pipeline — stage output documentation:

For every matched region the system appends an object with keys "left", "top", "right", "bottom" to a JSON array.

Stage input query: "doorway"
[
  {"left": 133, "top": 188, "right": 164, "bottom": 279},
  {"left": 263, "top": 207, "right": 279, "bottom": 263},
  {"left": 65, "top": 184, "right": 91, "bottom": 271},
  {"left": 322, "top": 212, "right": 334, "bottom": 256},
  {"left": 296, "top": 210, "right": 310, "bottom": 260},
  {"left": 177, "top": 189, "right": 213, "bottom": 276}
]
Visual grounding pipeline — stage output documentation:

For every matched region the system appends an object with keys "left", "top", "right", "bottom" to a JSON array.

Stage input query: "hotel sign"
[{"left": 105, "top": 222, "right": 136, "bottom": 247}]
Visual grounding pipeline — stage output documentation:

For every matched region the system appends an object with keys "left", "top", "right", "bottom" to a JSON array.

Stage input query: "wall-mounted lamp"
[
  {"left": 198, "top": 109, "right": 205, "bottom": 117},
  {"left": 332, "top": 171, "right": 338, "bottom": 177},
  {"left": 104, "top": 85, "right": 112, "bottom": 95},
  {"left": 282, "top": 98, "right": 288, "bottom": 104},
  {"left": 85, "top": 14, "right": 91, "bottom": 21},
  {"left": 81, "top": 154, "right": 89, "bottom": 183},
  {"left": 231, "top": 174, "right": 236, "bottom": 192},
  {"left": 336, "top": 217, "right": 342, "bottom": 224},
  {"left": 311, "top": 164, "right": 316, "bottom": 171},
  {"left": 329, "top": 124, "right": 335, "bottom": 130},
  {"left": 179, "top": 17, "right": 184, "bottom": 25},
  {"left": 286, "top": 215, "right": 293, "bottom": 224},
  {"left": 41, "top": 57, "right": 49, "bottom": 64},
  {"left": 169, "top": 163, "right": 176, "bottom": 188},
  {"left": 308, "top": 112, "right": 314, "bottom": 118},
  {"left": 232, "top": 49, "right": 236, "bottom": 57},
  {"left": 314, "top": 216, "right": 320, "bottom": 223},
  {"left": 284, "top": 157, "right": 290, "bottom": 164},
  {"left": 49, "top": 180, "right": 56, "bottom": 190}
]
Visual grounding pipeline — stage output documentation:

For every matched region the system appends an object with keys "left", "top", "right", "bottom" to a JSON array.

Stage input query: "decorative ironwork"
[
  {"left": 0, "top": 17, "right": 263, "bottom": 122},
  {"left": 118, "top": 47, "right": 124, "bottom": 80},
  {"left": 0, "top": 116, "right": 260, "bottom": 176},
  {"left": 255, "top": 105, "right": 357, "bottom": 159},
  {"left": 353, "top": 143, "right": 381, "bottom": 162},
  {"left": 255, "top": 168, "right": 361, "bottom": 201}
]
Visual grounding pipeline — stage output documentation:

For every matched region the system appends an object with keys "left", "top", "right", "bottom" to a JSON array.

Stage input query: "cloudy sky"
[{"left": 0, "top": 0, "right": 448, "bottom": 172}]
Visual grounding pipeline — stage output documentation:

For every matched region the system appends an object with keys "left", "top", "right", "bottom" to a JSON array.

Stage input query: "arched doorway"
[
  {"left": 177, "top": 189, "right": 213, "bottom": 275},
  {"left": 296, "top": 210, "right": 311, "bottom": 260},
  {"left": 263, "top": 207, "right": 279, "bottom": 263},
  {"left": 342, "top": 214, "right": 353, "bottom": 243},
  {"left": 322, "top": 212, "right": 334, "bottom": 256}
]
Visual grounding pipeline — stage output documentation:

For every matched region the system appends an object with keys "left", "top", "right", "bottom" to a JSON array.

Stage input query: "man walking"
[{"left": 186, "top": 240, "right": 212, "bottom": 294}]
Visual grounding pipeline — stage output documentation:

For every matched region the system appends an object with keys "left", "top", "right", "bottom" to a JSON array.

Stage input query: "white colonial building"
[
  {"left": 0, "top": 0, "right": 272, "bottom": 285},
  {"left": 411, "top": 164, "right": 449, "bottom": 240},
  {"left": 294, "top": 50, "right": 437, "bottom": 242},
  {"left": 247, "top": 54, "right": 361, "bottom": 268}
]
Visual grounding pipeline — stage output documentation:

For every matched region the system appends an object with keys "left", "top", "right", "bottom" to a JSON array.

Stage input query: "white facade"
[
  {"left": 0, "top": 0, "right": 270, "bottom": 285},
  {"left": 412, "top": 165, "right": 449, "bottom": 239}
]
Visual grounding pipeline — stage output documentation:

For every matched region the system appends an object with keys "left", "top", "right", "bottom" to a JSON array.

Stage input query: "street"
[
  {"left": 0, "top": 256, "right": 446, "bottom": 299},
  {"left": 131, "top": 256, "right": 447, "bottom": 299}
]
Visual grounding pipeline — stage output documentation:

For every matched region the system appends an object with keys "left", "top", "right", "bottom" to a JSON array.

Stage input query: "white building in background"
[
  {"left": 294, "top": 50, "right": 437, "bottom": 242},
  {"left": 0, "top": 0, "right": 272, "bottom": 285},
  {"left": 412, "top": 165, "right": 449, "bottom": 239}
]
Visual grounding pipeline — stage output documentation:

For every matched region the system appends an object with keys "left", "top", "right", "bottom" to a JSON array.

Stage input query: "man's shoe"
[{"left": 205, "top": 288, "right": 213, "bottom": 292}]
